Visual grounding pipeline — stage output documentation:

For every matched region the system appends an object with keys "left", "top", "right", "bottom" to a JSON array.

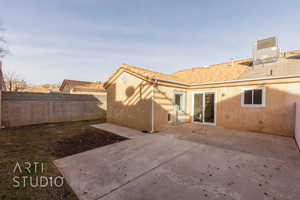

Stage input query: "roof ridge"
[
  {"left": 174, "top": 58, "right": 252, "bottom": 74},
  {"left": 123, "top": 64, "right": 180, "bottom": 78},
  {"left": 64, "top": 79, "right": 95, "bottom": 84}
]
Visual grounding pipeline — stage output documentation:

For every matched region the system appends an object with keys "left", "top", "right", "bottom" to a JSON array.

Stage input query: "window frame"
[
  {"left": 174, "top": 91, "right": 186, "bottom": 112},
  {"left": 241, "top": 87, "right": 266, "bottom": 107}
]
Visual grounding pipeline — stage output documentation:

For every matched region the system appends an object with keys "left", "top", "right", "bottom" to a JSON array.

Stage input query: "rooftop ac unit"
[{"left": 252, "top": 36, "right": 279, "bottom": 66}]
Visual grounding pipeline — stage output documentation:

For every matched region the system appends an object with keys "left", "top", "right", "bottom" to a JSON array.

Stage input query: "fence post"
[{"left": 0, "top": 61, "right": 2, "bottom": 129}]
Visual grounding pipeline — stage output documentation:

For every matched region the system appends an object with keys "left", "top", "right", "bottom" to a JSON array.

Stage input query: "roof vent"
[{"left": 252, "top": 36, "right": 279, "bottom": 66}]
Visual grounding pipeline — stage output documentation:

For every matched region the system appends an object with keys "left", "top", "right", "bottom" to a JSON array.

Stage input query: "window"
[
  {"left": 174, "top": 92, "right": 186, "bottom": 112},
  {"left": 175, "top": 94, "right": 182, "bottom": 110},
  {"left": 244, "top": 90, "right": 252, "bottom": 104},
  {"left": 253, "top": 89, "right": 262, "bottom": 104},
  {"left": 242, "top": 88, "right": 265, "bottom": 107}
]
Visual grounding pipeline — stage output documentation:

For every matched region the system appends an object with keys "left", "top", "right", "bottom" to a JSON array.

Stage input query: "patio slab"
[
  {"left": 164, "top": 123, "right": 300, "bottom": 164},
  {"left": 54, "top": 124, "right": 300, "bottom": 200},
  {"left": 101, "top": 144, "right": 300, "bottom": 200},
  {"left": 91, "top": 123, "right": 145, "bottom": 138},
  {"left": 54, "top": 134, "right": 197, "bottom": 200}
]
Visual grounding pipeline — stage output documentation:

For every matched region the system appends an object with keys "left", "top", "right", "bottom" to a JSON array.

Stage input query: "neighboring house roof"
[
  {"left": 104, "top": 49, "right": 300, "bottom": 88},
  {"left": 21, "top": 86, "right": 59, "bottom": 93},
  {"left": 60, "top": 79, "right": 106, "bottom": 92}
]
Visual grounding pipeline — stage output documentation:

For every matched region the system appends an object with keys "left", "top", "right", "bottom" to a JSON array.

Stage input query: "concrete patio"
[
  {"left": 164, "top": 123, "right": 300, "bottom": 164},
  {"left": 54, "top": 123, "right": 300, "bottom": 200}
]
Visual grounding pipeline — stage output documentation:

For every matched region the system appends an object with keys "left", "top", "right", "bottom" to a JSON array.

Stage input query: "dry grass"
[{"left": 0, "top": 119, "right": 125, "bottom": 200}]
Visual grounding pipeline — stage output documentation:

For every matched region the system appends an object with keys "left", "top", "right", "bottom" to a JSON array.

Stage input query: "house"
[
  {"left": 60, "top": 79, "right": 106, "bottom": 95},
  {"left": 20, "top": 86, "right": 59, "bottom": 93},
  {"left": 3, "top": 80, "right": 27, "bottom": 92},
  {"left": 20, "top": 83, "right": 60, "bottom": 93},
  {"left": 104, "top": 45, "right": 300, "bottom": 137}
]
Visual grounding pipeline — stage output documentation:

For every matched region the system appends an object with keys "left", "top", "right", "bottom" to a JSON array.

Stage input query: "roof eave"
[{"left": 153, "top": 74, "right": 300, "bottom": 88}]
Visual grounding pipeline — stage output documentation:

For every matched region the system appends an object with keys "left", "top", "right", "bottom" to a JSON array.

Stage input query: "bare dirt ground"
[{"left": 0, "top": 119, "right": 126, "bottom": 200}]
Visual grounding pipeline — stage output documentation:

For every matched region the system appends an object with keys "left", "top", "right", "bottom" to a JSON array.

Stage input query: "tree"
[
  {"left": 0, "top": 23, "right": 8, "bottom": 59},
  {"left": 0, "top": 22, "right": 9, "bottom": 91},
  {"left": 3, "top": 71, "right": 27, "bottom": 92},
  {"left": 0, "top": 65, "right": 4, "bottom": 91}
]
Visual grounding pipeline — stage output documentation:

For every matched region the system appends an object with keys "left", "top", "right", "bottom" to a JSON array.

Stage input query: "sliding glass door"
[
  {"left": 193, "top": 93, "right": 204, "bottom": 122},
  {"left": 193, "top": 92, "right": 215, "bottom": 124}
]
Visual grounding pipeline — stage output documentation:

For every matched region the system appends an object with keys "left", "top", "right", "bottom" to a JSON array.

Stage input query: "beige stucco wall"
[
  {"left": 61, "top": 84, "right": 72, "bottom": 93},
  {"left": 214, "top": 82, "right": 300, "bottom": 137},
  {"left": 154, "top": 78, "right": 300, "bottom": 137},
  {"left": 1, "top": 92, "right": 106, "bottom": 127},
  {"left": 184, "top": 78, "right": 300, "bottom": 137},
  {"left": 154, "top": 85, "right": 189, "bottom": 130},
  {"left": 107, "top": 70, "right": 300, "bottom": 136},
  {"left": 106, "top": 72, "right": 153, "bottom": 131}
]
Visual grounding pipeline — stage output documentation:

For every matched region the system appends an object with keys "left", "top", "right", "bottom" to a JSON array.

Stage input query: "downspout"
[
  {"left": 151, "top": 79, "right": 157, "bottom": 133},
  {"left": 151, "top": 82, "right": 154, "bottom": 133}
]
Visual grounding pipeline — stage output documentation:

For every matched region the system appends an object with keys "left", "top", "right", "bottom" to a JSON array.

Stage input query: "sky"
[{"left": 0, "top": 0, "right": 300, "bottom": 85}]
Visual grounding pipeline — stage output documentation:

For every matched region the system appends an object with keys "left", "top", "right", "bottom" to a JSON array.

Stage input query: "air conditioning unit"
[{"left": 252, "top": 36, "right": 279, "bottom": 66}]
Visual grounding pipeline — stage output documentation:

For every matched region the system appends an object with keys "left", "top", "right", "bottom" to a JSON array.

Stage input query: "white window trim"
[
  {"left": 241, "top": 87, "right": 266, "bottom": 107},
  {"left": 174, "top": 90, "right": 187, "bottom": 113}
]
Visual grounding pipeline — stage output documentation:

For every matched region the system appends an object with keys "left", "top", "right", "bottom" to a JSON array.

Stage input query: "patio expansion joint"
[{"left": 95, "top": 143, "right": 199, "bottom": 200}]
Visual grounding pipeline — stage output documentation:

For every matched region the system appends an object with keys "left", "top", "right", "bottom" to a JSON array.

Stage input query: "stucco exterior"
[
  {"left": 158, "top": 78, "right": 300, "bottom": 136},
  {"left": 61, "top": 84, "right": 72, "bottom": 93},
  {"left": 215, "top": 81, "right": 299, "bottom": 136},
  {"left": 153, "top": 85, "right": 190, "bottom": 130},
  {"left": 151, "top": 77, "right": 300, "bottom": 137},
  {"left": 106, "top": 72, "right": 153, "bottom": 131},
  {"left": 106, "top": 69, "right": 300, "bottom": 137},
  {"left": 105, "top": 52, "right": 300, "bottom": 137}
]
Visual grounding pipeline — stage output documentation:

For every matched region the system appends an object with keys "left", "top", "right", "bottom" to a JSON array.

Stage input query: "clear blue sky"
[{"left": 1, "top": 0, "right": 300, "bottom": 85}]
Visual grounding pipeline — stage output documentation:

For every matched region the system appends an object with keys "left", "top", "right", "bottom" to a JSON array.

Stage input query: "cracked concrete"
[{"left": 54, "top": 123, "right": 300, "bottom": 200}]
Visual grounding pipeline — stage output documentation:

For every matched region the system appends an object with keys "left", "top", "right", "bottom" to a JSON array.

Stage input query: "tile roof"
[
  {"left": 104, "top": 49, "right": 300, "bottom": 87},
  {"left": 103, "top": 64, "right": 185, "bottom": 88},
  {"left": 122, "top": 64, "right": 185, "bottom": 82},
  {"left": 106, "top": 60, "right": 250, "bottom": 86},
  {"left": 60, "top": 80, "right": 105, "bottom": 91},
  {"left": 21, "top": 87, "right": 59, "bottom": 93},
  {"left": 172, "top": 59, "right": 251, "bottom": 84}
]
